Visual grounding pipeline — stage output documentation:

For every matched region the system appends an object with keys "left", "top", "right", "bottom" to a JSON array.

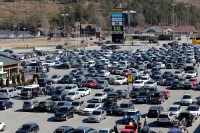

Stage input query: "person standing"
[
  {"left": 137, "top": 118, "right": 142, "bottom": 133},
  {"left": 114, "top": 124, "right": 118, "bottom": 133},
  {"left": 144, "top": 115, "right": 148, "bottom": 126},
  {"left": 129, "top": 119, "right": 133, "bottom": 125}
]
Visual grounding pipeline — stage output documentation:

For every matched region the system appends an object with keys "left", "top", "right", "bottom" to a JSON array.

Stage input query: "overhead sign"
[
  {"left": 127, "top": 75, "right": 133, "bottom": 83},
  {"left": 112, "top": 18, "right": 122, "bottom": 22},
  {"left": 111, "top": 8, "right": 123, "bottom": 13},
  {"left": 112, "top": 22, "right": 123, "bottom": 26},
  {"left": 111, "top": 14, "right": 123, "bottom": 18},
  {"left": 95, "top": 27, "right": 101, "bottom": 32}
]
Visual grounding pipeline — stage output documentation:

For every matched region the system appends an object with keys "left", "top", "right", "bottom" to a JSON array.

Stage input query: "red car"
[
  {"left": 189, "top": 78, "right": 198, "bottom": 86},
  {"left": 84, "top": 79, "right": 98, "bottom": 88},
  {"left": 121, "top": 69, "right": 131, "bottom": 77},
  {"left": 161, "top": 90, "right": 170, "bottom": 99}
]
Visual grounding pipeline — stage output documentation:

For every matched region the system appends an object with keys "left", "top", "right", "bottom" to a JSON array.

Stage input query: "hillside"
[{"left": 175, "top": 0, "right": 200, "bottom": 7}]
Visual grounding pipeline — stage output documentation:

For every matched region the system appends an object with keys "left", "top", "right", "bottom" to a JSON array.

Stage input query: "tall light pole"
[
  {"left": 172, "top": 4, "right": 176, "bottom": 40},
  {"left": 61, "top": 14, "right": 69, "bottom": 42},
  {"left": 185, "top": 5, "right": 190, "bottom": 26},
  {"left": 23, "top": 28, "right": 26, "bottom": 48},
  {"left": 123, "top": 10, "right": 137, "bottom": 34}
]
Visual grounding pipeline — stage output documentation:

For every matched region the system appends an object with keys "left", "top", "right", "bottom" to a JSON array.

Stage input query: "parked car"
[
  {"left": 94, "top": 80, "right": 109, "bottom": 89},
  {"left": 38, "top": 100, "right": 56, "bottom": 112},
  {"left": 147, "top": 106, "right": 164, "bottom": 118},
  {"left": 0, "top": 100, "right": 14, "bottom": 110},
  {"left": 157, "top": 111, "right": 176, "bottom": 126},
  {"left": 116, "top": 101, "right": 134, "bottom": 115},
  {"left": 52, "top": 101, "right": 71, "bottom": 112},
  {"left": 54, "top": 106, "right": 75, "bottom": 121},
  {"left": 177, "top": 111, "right": 195, "bottom": 126},
  {"left": 87, "top": 109, "right": 107, "bottom": 123},
  {"left": 65, "top": 91, "right": 81, "bottom": 101},
  {"left": 74, "top": 126, "right": 97, "bottom": 133},
  {"left": 100, "top": 99, "right": 118, "bottom": 115},
  {"left": 15, "top": 122, "right": 39, "bottom": 133},
  {"left": 81, "top": 103, "right": 101, "bottom": 115},
  {"left": 71, "top": 100, "right": 86, "bottom": 113},
  {"left": 22, "top": 99, "right": 39, "bottom": 111},
  {"left": 77, "top": 87, "right": 91, "bottom": 97}
]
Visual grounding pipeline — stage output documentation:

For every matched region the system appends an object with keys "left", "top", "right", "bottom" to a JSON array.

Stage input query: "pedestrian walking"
[
  {"left": 193, "top": 62, "right": 196, "bottom": 67},
  {"left": 137, "top": 118, "right": 142, "bottom": 133},
  {"left": 181, "top": 117, "right": 186, "bottom": 126},
  {"left": 113, "top": 124, "right": 118, "bottom": 133},
  {"left": 129, "top": 119, "right": 133, "bottom": 125},
  {"left": 144, "top": 115, "right": 148, "bottom": 126}
]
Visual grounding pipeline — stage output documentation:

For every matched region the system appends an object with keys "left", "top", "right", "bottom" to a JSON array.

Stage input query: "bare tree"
[
  {"left": 134, "top": 13, "right": 146, "bottom": 27},
  {"left": 41, "top": 13, "right": 50, "bottom": 37}
]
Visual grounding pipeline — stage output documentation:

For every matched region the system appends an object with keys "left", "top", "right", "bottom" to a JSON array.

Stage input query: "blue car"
[
  {"left": 0, "top": 100, "right": 14, "bottom": 110},
  {"left": 123, "top": 109, "right": 141, "bottom": 124},
  {"left": 167, "top": 128, "right": 182, "bottom": 133}
]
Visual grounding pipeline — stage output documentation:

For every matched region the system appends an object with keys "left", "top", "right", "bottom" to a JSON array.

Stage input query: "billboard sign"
[
  {"left": 112, "top": 18, "right": 122, "bottom": 22},
  {"left": 95, "top": 27, "right": 101, "bottom": 32},
  {"left": 112, "top": 22, "right": 123, "bottom": 26}
]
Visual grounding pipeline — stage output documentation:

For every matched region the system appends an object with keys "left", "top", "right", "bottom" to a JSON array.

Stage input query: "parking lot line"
[
  {"left": 17, "top": 113, "right": 31, "bottom": 119},
  {"left": 33, "top": 114, "right": 47, "bottom": 120}
]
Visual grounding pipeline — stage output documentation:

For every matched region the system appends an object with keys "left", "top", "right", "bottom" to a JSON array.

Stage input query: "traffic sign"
[{"left": 127, "top": 75, "right": 133, "bottom": 83}]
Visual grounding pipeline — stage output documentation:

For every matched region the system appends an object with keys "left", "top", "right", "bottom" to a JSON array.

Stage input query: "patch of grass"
[{"left": 125, "top": 36, "right": 133, "bottom": 41}]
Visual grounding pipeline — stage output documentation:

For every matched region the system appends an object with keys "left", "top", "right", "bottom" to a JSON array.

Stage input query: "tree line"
[{"left": 0, "top": 0, "right": 199, "bottom": 36}]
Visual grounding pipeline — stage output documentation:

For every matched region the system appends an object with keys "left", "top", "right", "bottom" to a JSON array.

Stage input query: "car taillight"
[
  {"left": 189, "top": 120, "right": 192, "bottom": 122},
  {"left": 168, "top": 116, "right": 170, "bottom": 120},
  {"left": 1, "top": 104, "right": 4, "bottom": 106},
  {"left": 114, "top": 97, "right": 116, "bottom": 99}
]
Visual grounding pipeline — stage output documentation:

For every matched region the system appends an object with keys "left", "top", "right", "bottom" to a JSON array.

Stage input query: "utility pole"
[{"left": 172, "top": 3, "right": 176, "bottom": 40}]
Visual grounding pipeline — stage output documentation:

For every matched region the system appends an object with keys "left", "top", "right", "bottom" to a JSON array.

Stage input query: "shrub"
[
  {"left": 6, "top": 77, "right": 10, "bottom": 87},
  {"left": 17, "top": 75, "right": 21, "bottom": 84}
]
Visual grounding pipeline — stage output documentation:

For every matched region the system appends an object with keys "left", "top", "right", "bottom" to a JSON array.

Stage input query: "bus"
[{"left": 192, "top": 36, "right": 200, "bottom": 44}]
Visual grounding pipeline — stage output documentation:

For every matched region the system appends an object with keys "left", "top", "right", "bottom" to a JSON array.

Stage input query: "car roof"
[
  {"left": 23, "top": 122, "right": 37, "bottom": 126},
  {"left": 149, "top": 106, "right": 161, "bottom": 110},
  {"left": 56, "top": 126, "right": 73, "bottom": 130},
  {"left": 76, "top": 126, "right": 92, "bottom": 130},
  {"left": 160, "top": 111, "right": 170, "bottom": 115},
  {"left": 99, "top": 128, "right": 112, "bottom": 130},
  {"left": 121, "top": 101, "right": 131, "bottom": 104},
  {"left": 72, "top": 100, "right": 84, "bottom": 103}
]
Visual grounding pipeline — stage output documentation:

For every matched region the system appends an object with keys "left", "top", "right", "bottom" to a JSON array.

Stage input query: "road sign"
[
  {"left": 127, "top": 75, "right": 133, "bottom": 83},
  {"left": 96, "top": 27, "right": 101, "bottom": 32}
]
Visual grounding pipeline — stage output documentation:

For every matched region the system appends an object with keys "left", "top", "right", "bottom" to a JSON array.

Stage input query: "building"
[
  {"left": 80, "top": 24, "right": 96, "bottom": 36},
  {"left": 0, "top": 55, "right": 20, "bottom": 78}
]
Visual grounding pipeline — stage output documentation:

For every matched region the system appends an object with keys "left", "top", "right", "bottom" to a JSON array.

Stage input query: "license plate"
[{"left": 160, "top": 118, "right": 166, "bottom": 121}]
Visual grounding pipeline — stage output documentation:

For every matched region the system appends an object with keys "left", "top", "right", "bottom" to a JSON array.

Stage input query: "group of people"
[
  {"left": 114, "top": 116, "right": 148, "bottom": 133},
  {"left": 173, "top": 119, "right": 189, "bottom": 133}
]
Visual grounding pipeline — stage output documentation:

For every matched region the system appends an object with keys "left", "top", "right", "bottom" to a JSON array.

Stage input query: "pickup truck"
[{"left": 123, "top": 109, "right": 141, "bottom": 124}]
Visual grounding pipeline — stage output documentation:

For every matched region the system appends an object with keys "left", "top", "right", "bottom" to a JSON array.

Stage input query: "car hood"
[
  {"left": 61, "top": 78, "right": 69, "bottom": 80},
  {"left": 101, "top": 107, "right": 112, "bottom": 111},
  {"left": 65, "top": 95, "right": 75, "bottom": 98},
  {"left": 96, "top": 83, "right": 104, "bottom": 86},
  {"left": 117, "top": 107, "right": 129, "bottom": 111},
  {"left": 89, "top": 115, "right": 101, "bottom": 118},
  {"left": 55, "top": 112, "right": 67, "bottom": 115},
  {"left": 53, "top": 105, "right": 62, "bottom": 109},
  {"left": 164, "top": 80, "right": 173, "bottom": 83},
  {"left": 52, "top": 94, "right": 61, "bottom": 98},
  {"left": 92, "top": 96, "right": 101, "bottom": 99}
]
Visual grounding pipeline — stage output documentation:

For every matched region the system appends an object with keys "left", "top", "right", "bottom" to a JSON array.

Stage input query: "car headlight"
[{"left": 123, "top": 110, "right": 127, "bottom": 112}]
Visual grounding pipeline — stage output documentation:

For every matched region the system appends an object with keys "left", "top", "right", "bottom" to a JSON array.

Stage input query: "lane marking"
[
  {"left": 17, "top": 113, "right": 31, "bottom": 119},
  {"left": 34, "top": 114, "right": 47, "bottom": 120}
]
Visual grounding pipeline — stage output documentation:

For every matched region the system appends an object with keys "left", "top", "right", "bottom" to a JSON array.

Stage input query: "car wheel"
[
  {"left": 2, "top": 125, "right": 5, "bottom": 131},
  {"left": 65, "top": 116, "right": 68, "bottom": 121},
  {"left": 88, "top": 91, "right": 90, "bottom": 95},
  {"left": 72, "top": 112, "right": 74, "bottom": 118},
  {"left": 11, "top": 104, "right": 14, "bottom": 108},
  {"left": 47, "top": 107, "right": 51, "bottom": 112},
  {"left": 4, "top": 106, "right": 6, "bottom": 110}
]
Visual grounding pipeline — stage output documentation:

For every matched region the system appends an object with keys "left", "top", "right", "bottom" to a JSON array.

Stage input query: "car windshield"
[
  {"left": 188, "top": 71, "right": 194, "bottom": 74},
  {"left": 63, "top": 75, "right": 69, "bottom": 78},
  {"left": 87, "top": 80, "right": 94, "bottom": 83},
  {"left": 141, "top": 77, "right": 148, "bottom": 80},
  {"left": 86, "top": 104, "right": 96, "bottom": 108},
  {"left": 104, "top": 88, "right": 111, "bottom": 92},
  {"left": 72, "top": 102, "right": 80, "bottom": 106},
  {"left": 57, "top": 102, "right": 65, "bottom": 106},
  {"left": 153, "top": 93, "right": 160, "bottom": 97},
  {"left": 189, "top": 79, "right": 196, "bottom": 81},
  {"left": 183, "top": 95, "right": 191, "bottom": 99},
  {"left": 98, "top": 81, "right": 104, "bottom": 84},
  {"left": 164, "top": 72, "right": 171, "bottom": 74},
  {"left": 116, "top": 77, "right": 123, "bottom": 80},
  {"left": 120, "top": 104, "right": 129, "bottom": 108},
  {"left": 75, "top": 78, "right": 82, "bottom": 82},
  {"left": 139, "top": 92, "right": 147, "bottom": 96},
  {"left": 187, "top": 106, "right": 198, "bottom": 111},
  {"left": 169, "top": 107, "right": 178, "bottom": 111},
  {"left": 65, "top": 86, "right": 72, "bottom": 90},
  {"left": 126, "top": 112, "right": 136, "bottom": 116},
  {"left": 123, "top": 70, "right": 129, "bottom": 72},
  {"left": 77, "top": 89, "right": 85, "bottom": 91},
  {"left": 146, "top": 81, "right": 154, "bottom": 84},
  {"left": 95, "top": 93, "right": 102, "bottom": 96},
  {"left": 52, "top": 75, "right": 58, "bottom": 78},
  {"left": 134, "top": 81, "right": 142, "bottom": 84},
  {"left": 175, "top": 71, "right": 181, "bottom": 74},
  {"left": 19, "top": 125, "right": 31, "bottom": 130},
  {"left": 118, "top": 68, "right": 123, "bottom": 70},
  {"left": 58, "top": 108, "right": 68, "bottom": 112},
  {"left": 98, "top": 130, "right": 109, "bottom": 133},
  {"left": 68, "top": 92, "right": 76, "bottom": 95},
  {"left": 153, "top": 76, "right": 160, "bottom": 79},
  {"left": 92, "top": 111, "right": 101, "bottom": 115},
  {"left": 54, "top": 91, "right": 61, "bottom": 95}
]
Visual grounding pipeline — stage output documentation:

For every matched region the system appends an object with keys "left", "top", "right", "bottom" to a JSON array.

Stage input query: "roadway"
[{"left": 1, "top": 37, "right": 200, "bottom": 133}]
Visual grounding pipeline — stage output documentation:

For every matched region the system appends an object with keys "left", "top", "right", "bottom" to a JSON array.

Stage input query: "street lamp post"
[
  {"left": 172, "top": 4, "right": 176, "bottom": 40},
  {"left": 123, "top": 10, "right": 137, "bottom": 34},
  {"left": 61, "top": 14, "right": 69, "bottom": 42},
  {"left": 23, "top": 28, "right": 26, "bottom": 48}
]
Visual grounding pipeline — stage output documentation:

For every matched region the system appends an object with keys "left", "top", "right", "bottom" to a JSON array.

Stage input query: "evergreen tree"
[
  {"left": 6, "top": 77, "right": 10, "bottom": 87},
  {"left": 17, "top": 75, "right": 21, "bottom": 84}
]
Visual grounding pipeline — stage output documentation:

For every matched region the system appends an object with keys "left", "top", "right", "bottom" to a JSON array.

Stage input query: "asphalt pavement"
[{"left": 1, "top": 37, "right": 200, "bottom": 133}]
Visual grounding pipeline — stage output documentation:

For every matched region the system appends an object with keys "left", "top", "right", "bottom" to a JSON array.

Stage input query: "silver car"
[
  {"left": 87, "top": 109, "right": 107, "bottom": 123},
  {"left": 65, "top": 91, "right": 81, "bottom": 101},
  {"left": 50, "top": 74, "right": 62, "bottom": 83}
]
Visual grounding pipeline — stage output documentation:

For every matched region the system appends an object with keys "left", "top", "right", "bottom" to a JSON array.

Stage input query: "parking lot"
[{"left": 1, "top": 38, "right": 200, "bottom": 133}]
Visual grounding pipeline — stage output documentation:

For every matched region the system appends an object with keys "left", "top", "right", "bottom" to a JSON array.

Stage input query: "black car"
[
  {"left": 116, "top": 89, "right": 128, "bottom": 99},
  {"left": 163, "top": 77, "right": 175, "bottom": 86},
  {"left": 151, "top": 91, "right": 165, "bottom": 104},
  {"left": 108, "top": 66, "right": 118, "bottom": 74},
  {"left": 183, "top": 81, "right": 193, "bottom": 90},
  {"left": 104, "top": 77, "right": 115, "bottom": 84},
  {"left": 38, "top": 78, "right": 49, "bottom": 87},
  {"left": 33, "top": 73, "right": 48, "bottom": 80},
  {"left": 162, "top": 71, "right": 173, "bottom": 79},
  {"left": 46, "top": 85, "right": 55, "bottom": 95},
  {"left": 171, "top": 80, "right": 181, "bottom": 90},
  {"left": 75, "top": 126, "right": 97, "bottom": 133},
  {"left": 130, "top": 88, "right": 144, "bottom": 99},
  {"left": 70, "top": 69, "right": 80, "bottom": 76},
  {"left": 94, "top": 80, "right": 109, "bottom": 89},
  {"left": 148, "top": 87, "right": 158, "bottom": 97},
  {"left": 54, "top": 126, "right": 75, "bottom": 133},
  {"left": 38, "top": 100, "right": 56, "bottom": 112},
  {"left": 54, "top": 106, "right": 75, "bottom": 121},
  {"left": 60, "top": 74, "right": 74, "bottom": 84},
  {"left": 147, "top": 106, "right": 164, "bottom": 118},
  {"left": 51, "top": 88, "right": 68, "bottom": 101},
  {"left": 3, "top": 49, "right": 13, "bottom": 53},
  {"left": 178, "top": 112, "right": 195, "bottom": 127},
  {"left": 56, "top": 63, "right": 71, "bottom": 69},
  {"left": 152, "top": 71, "right": 162, "bottom": 78},
  {"left": 184, "top": 66, "right": 195, "bottom": 73},
  {"left": 152, "top": 75, "right": 163, "bottom": 85},
  {"left": 100, "top": 99, "right": 118, "bottom": 115},
  {"left": 135, "top": 90, "right": 151, "bottom": 104},
  {"left": 107, "top": 93, "right": 121, "bottom": 101},
  {"left": 73, "top": 78, "right": 86, "bottom": 87},
  {"left": 15, "top": 122, "right": 39, "bottom": 133}
]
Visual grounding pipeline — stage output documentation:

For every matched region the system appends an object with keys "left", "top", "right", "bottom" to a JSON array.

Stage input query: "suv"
[
  {"left": 38, "top": 78, "right": 49, "bottom": 87},
  {"left": 168, "top": 104, "right": 182, "bottom": 118},
  {"left": 54, "top": 126, "right": 75, "bottom": 133},
  {"left": 136, "top": 90, "right": 151, "bottom": 104},
  {"left": 186, "top": 104, "right": 200, "bottom": 119},
  {"left": 33, "top": 73, "right": 48, "bottom": 80},
  {"left": 151, "top": 91, "right": 165, "bottom": 104},
  {"left": 123, "top": 109, "right": 141, "bottom": 124},
  {"left": 130, "top": 88, "right": 144, "bottom": 99},
  {"left": 51, "top": 88, "right": 68, "bottom": 101},
  {"left": 74, "top": 126, "right": 97, "bottom": 133},
  {"left": 15, "top": 122, "right": 39, "bottom": 133},
  {"left": 116, "top": 101, "right": 134, "bottom": 115},
  {"left": 157, "top": 111, "right": 176, "bottom": 126},
  {"left": 54, "top": 106, "right": 75, "bottom": 121},
  {"left": 38, "top": 100, "right": 56, "bottom": 112},
  {"left": 22, "top": 99, "right": 39, "bottom": 111},
  {"left": 71, "top": 100, "right": 86, "bottom": 113},
  {"left": 147, "top": 106, "right": 164, "bottom": 118},
  {"left": 180, "top": 93, "right": 193, "bottom": 106},
  {"left": 100, "top": 99, "right": 118, "bottom": 115}
]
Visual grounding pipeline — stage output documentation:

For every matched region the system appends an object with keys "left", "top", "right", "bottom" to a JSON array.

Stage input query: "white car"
[
  {"left": 98, "top": 70, "right": 110, "bottom": 77},
  {"left": 64, "top": 84, "right": 79, "bottom": 92},
  {"left": 114, "top": 76, "right": 127, "bottom": 85},
  {"left": 43, "top": 60, "right": 55, "bottom": 67},
  {"left": 132, "top": 80, "right": 144, "bottom": 89},
  {"left": 144, "top": 80, "right": 157, "bottom": 89},
  {"left": 54, "top": 61, "right": 63, "bottom": 67},
  {"left": 156, "top": 62, "right": 165, "bottom": 68},
  {"left": 92, "top": 92, "right": 107, "bottom": 103},
  {"left": 140, "top": 76, "right": 151, "bottom": 83},
  {"left": 0, "top": 122, "right": 5, "bottom": 131},
  {"left": 168, "top": 104, "right": 182, "bottom": 118},
  {"left": 186, "top": 104, "right": 200, "bottom": 119},
  {"left": 77, "top": 87, "right": 91, "bottom": 97},
  {"left": 54, "top": 49, "right": 63, "bottom": 54},
  {"left": 186, "top": 70, "right": 197, "bottom": 78},
  {"left": 116, "top": 67, "right": 125, "bottom": 75},
  {"left": 33, "top": 47, "right": 42, "bottom": 51},
  {"left": 30, "top": 59, "right": 37, "bottom": 63},
  {"left": 81, "top": 103, "right": 101, "bottom": 115},
  {"left": 181, "top": 93, "right": 193, "bottom": 106},
  {"left": 65, "top": 91, "right": 81, "bottom": 101}
]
